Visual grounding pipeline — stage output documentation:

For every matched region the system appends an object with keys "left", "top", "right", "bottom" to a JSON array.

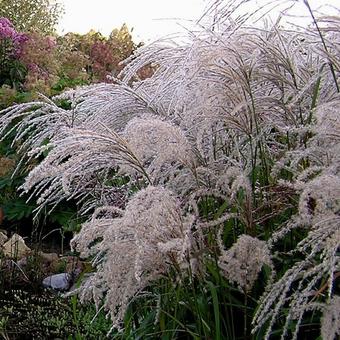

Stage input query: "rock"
[
  {"left": 0, "top": 231, "right": 8, "bottom": 247},
  {"left": 2, "top": 233, "right": 31, "bottom": 259},
  {"left": 42, "top": 273, "right": 71, "bottom": 291}
]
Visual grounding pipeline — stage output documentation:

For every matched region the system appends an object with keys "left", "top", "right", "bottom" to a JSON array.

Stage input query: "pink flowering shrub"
[
  {"left": 90, "top": 40, "right": 119, "bottom": 82},
  {"left": 0, "top": 17, "right": 16, "bottom": 39},
  {"left": 18, "top": 32, "right": 59, "bottom": 95},
  {"left": 0, "top": 17, "right": 27, "bottom": 88}
]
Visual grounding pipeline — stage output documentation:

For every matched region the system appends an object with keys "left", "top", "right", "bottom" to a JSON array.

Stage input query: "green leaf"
[{"left": 207, "top": 281, "right": 221, "bottom": 340}]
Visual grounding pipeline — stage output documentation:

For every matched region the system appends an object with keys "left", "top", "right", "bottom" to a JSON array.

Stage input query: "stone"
[
  {"left": 2, "top": 233, "right": 31, "bottom": 259},
  {"left": 42, "top": 273, "right": 71, "bottom": 291},
  {"left": 0, "top": 231, "right": 8, "bottom": 247}
]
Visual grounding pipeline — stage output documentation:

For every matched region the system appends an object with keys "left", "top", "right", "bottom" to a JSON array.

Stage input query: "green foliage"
[
  {"left": 118, "top": 270, "right": 261, "bottom": 340},
  {"left": 69, "top": 295, "right": 113, "bottom": 339},
  {"left": 51, "top": 76, "right": 89, "bottom": 94},
  {"left": 0, "top": 0, "right": 63, "bottom": 34},
  {"left": 0, "top": 59, "right": 27, "bottom": 90},
  {"left": 0, "top": 289, "right": 113, "bottom": 339},
  {"left": 0, "top": 86, "right": 33, "bottom": 109}
]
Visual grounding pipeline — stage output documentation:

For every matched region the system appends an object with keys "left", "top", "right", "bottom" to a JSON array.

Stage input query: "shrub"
[
  {"left": 0, "top": 17, "right": 27, "bottom": 89},
  {"left": 18, "top": 32, "right": 59, "bottom": 95}
]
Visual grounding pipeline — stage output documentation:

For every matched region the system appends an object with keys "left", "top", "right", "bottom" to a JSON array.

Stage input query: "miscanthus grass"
[{"left": 0, "top": 0, "right": 339, "bottom": 338}]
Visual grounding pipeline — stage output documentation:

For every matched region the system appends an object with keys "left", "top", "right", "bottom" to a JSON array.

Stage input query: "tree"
[
  {"left": 58, "top": 25, "right": 137, "bottom": 82},
  {"left": 109, "top": 23, "right": 135, "bottom": 60},
  {"left": 0, "top": 0, "right": 63, "bottom": 34}
]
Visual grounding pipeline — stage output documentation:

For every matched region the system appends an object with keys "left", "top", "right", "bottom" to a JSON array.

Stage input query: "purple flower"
[
  {"left": 0, "top": 18, "right": 28, "bottom": 59},
  {"left": 13, "top": 32, "right": 28, "bottom": 58},
  {"left": 0, "top": 17, "right": 16, "bottom": 40}
]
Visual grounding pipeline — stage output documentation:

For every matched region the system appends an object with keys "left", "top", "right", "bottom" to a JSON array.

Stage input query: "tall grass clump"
[{"left": 0, "top": 0, "right": 339, "bottom": 338}]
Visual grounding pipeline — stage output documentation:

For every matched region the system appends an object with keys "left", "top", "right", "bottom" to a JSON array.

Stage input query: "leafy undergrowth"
[{"left": 0, "top": 288, "right": 112, "bottom": 339}]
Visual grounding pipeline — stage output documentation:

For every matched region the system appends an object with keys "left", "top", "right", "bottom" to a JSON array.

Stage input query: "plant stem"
[
  {"left": 303, "top": 0, "right": 339, "bottom": 93},
  {"left": 244, "top": 292, "right": 248, "bottom": 340}
]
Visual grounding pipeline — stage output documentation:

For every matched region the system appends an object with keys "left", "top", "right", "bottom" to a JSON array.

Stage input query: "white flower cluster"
[
  {"left": 321, "top": 296, "right": 340, "bottom": 340},
  {"left": 121, "top": 115, "right": 195, "bottom": 183},
  {"left": 71, "top": 186, "right": 194, "bottom": 329},
  {"left": 218, "top": 235, "right": 273, "bottom": 292}
]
